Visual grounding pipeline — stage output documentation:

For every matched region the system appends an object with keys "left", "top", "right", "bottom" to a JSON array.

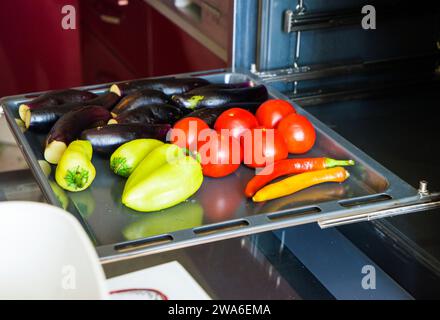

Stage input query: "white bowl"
[{"left": 0, "top": 201, "right": 107, "bottom": 299}]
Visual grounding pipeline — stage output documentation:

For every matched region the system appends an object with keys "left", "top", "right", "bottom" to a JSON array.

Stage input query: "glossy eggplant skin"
[
  {"left": 46, "top": 106, "right": 112, "bottom": 146},
  {"left": 183, "top": 107, "right": 229, "bottom": 128},
  {"left": 113, "top": 104, "right": 184, "bottom": 126},
  {"left": 19, "top": 89, "right": 97, "bottom": 120},
  {"left": 171, "top": 85, "right": 268, "bottom": 110},
  {"left": 183, "top": 102, "right": 262, "bottom": 127},
  {"left": 80, "top": 124, "right": 171, "bottom": 155},
  {"left": 111, "top": 77, "right": 210, "bottom": 97},
  {"left": 111, "top": 89, "right": 171, "bottom": 116},
  {"left": 44, "top": 106, "right": 112, "bottom": 164},
  {"left": 27, "top": 93, "right": 121, "bottom": 133},
  {"left": 26, "top": 89, "right": 97, "bottom": 107}
]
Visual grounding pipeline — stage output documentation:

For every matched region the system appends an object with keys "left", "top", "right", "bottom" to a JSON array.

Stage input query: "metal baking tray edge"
[{"left": 0, "top": 69, "right": 420, "bottom": 263}]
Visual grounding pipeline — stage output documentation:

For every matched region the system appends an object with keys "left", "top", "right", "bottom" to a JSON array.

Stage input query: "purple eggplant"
[
  {"left": 80, "top": 124, "right": 171, "bottom": 155},
  {"left": 26, "top": 92, "right": 120, "bottom": 133},
  {"left": 109, "top": 104, "right": 183, "bottom": 126},
  {"left": 18, "top": 89, "right": 97, "bottom": 121},
  {"left": 171, "top": 85, "right": 268, "bottom": 110},
  {"left": 183, "top": 102, "right": 262, "bottom": 127},
  {"left": 111, "top": 89, "right": 172, "bottom": 117},
  {"left": 183, "top": 107, "right": 229, "bottom": 128},
  {"left": 44, "top": 106, "right": 112, "bottom": 164},
  {"left": 110, "top": 77, "right": 210, "bottom": 97}
]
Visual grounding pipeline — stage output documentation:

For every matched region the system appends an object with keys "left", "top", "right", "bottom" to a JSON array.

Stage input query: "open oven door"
[{"left": 233, "top": 0, "right": 440, "bottom": 228}]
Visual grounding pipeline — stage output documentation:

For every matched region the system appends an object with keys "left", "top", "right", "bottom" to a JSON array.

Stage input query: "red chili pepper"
[{"left": 244, "top": 157, "right": 355, "bottom": 197}]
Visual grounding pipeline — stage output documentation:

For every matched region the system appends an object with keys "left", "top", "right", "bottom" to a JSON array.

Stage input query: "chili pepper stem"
[{"left": 324, "top": 158, "right": 355, "bottom": 168}]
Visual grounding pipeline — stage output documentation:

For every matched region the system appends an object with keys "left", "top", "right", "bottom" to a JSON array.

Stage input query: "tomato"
[
  {"left": 214, "top": 108, "right": 259, "bottom": 140},
  {"left": 198, "top": 130, "right": 242, "bottom": 178},
  {"left": 277, "top": 113, "right": 316, "bottom": 154},
  {"left": 169, "top": 117, "right": 209, "bottom": 152},
  {"left": 243, "top": 127, "right": 288, "bottom": 168},
  {"left": 256, "top": 99, "right": 296, "bottom": 128}
]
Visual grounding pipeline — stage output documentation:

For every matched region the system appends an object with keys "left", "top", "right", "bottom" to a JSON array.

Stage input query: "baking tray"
[{"left": 1, "top": 70, "right": 420, "bottom": 263}]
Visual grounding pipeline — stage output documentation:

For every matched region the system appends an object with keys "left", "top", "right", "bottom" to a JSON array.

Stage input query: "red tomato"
[
  {"left": 256, "top": 99, "right": 296, "bottom": 128},
  {"left": 243, "top": 127, "right": 288, "bottom": 168},
  {"left": 198, "top": 130, "right": 242, "bottom": 178},
  {"left": 277, "top": 113, "right": 316, "bottom": 154},
  {"left": 169, "top": 117, "right": 209, "bottom": 152},
  {"left": 214, "top": 108, "right": 259, "bottom": 140}
]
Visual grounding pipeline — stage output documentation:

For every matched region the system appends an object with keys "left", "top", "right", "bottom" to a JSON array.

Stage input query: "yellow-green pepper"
[
  {"left": 122, "top": 144, "right": 203, "bottom": 212},
  {"left": 110, "top": 139, "right": 163, "bottom": 178},
  {"left": 55, "top": 140, "right": 96, "bottom": 192},
  {"left": 124, "top": 143, "right": 185, "bottom": 191}
]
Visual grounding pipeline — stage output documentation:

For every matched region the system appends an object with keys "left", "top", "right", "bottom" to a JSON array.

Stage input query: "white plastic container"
[{"left": 0, "top": 202, "right": 107, "bottom": 300}]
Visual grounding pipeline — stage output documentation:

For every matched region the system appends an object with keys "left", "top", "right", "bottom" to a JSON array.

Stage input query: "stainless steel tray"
[{"left": 1, "top": 70, "right": 420, "bottom": 263}]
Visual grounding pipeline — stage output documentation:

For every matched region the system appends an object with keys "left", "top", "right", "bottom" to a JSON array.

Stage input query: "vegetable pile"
[{"left": 21, "top": 77, "right": 354, "bottom": 214}]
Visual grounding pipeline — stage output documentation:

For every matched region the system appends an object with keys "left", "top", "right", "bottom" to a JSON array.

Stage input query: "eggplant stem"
[
  {"left": 110, "top": 84, "right": 122, "bottom": 97},
  {"left": 24, "top": 110, "right": 32, "bottom": 129},
  {"left": 187, "top": 95, "right": 204, "bottom": 110},
  {"left": 44, "top": 141, "right": 67, "bottom": 164},
  {"left": 18, "top": 104, "right": 30, "bottom": 121}
]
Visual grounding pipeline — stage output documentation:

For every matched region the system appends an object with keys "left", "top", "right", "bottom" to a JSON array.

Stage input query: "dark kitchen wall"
[
  {"left": 0, "top": 0, "right": 82, "bottom": 96},
  {"left": 0, "top": 0, "right": 226, "bottom": 96},
  {"left": 80, "top": 0, "right": 227, "bottom": 85}
]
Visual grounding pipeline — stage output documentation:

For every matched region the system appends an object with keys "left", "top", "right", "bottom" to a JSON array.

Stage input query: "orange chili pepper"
[
  {"left": 245, "top": 158, "right": 354, "bottom": 197},
  {"left": 252, "top": 167, "right": 350, "bottom": 202}
]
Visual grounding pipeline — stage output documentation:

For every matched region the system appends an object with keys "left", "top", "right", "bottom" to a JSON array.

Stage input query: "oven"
[{"left": 1, "top": 0, "right": 440, "bottom": 298}]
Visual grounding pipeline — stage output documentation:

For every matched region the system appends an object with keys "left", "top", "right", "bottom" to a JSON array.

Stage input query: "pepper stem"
[
  {"left": 182, "top": 147, "right": 201, "bottom": 163},
  {"left": 324, "top": 158, "right": 355, "bottom": 168},
  {"left": 65, "top": 166, "right": 89, "bottom": 190}
]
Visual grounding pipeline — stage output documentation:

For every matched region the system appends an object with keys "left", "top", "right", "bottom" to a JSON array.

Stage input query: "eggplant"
[
  {"left": 183, "top": 107, "right": 229, "bottom": 128},
  {"left": 110, "top": 77, "right": 210, "bottom": 97},
  {"left": 18, "top": 89, "right": 97, "bottom": 121},
  {"left": 111, "top": 89, "right": 172, "bottom": 117},
  {"left": 171, "top": 85, "right": 268, "bottom": 110},
  {"left": 26, "top": 92, "right": 120, "bottom": 133},
  {"left": 80, "top": 124, "right": 171, "bottom": 155},
  {"left": 183, "top": 102, "right": 262, "bottom": 127},
  {"left": 109, "top": 104, "right": 184, "bottom": 126},
  {"left": 44, "top": 106, "right": 112, "bottom": 164}
]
